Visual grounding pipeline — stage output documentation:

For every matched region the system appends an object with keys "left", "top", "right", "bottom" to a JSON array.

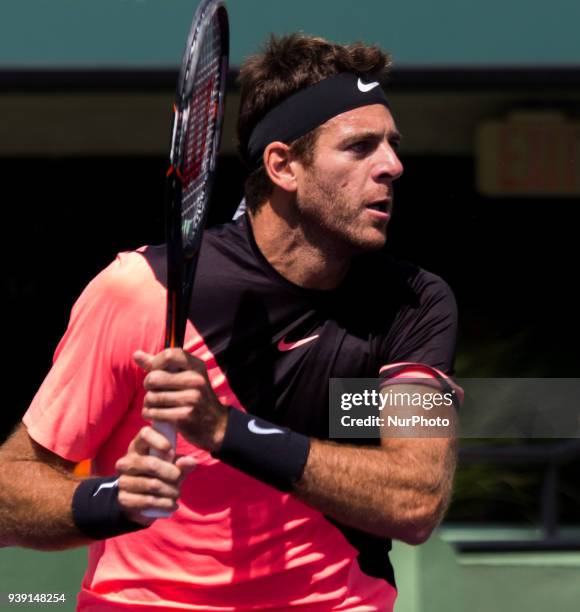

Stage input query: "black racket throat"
[
  {"left": 164, "top": 175, "right": 208, "bottom": 350},
  {"left": 164, "top": 255, "right": 199, "bottom": 350}
]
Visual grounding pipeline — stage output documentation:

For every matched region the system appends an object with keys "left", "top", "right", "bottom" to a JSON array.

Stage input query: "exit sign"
[{"left": 476, "top": 112, "right": 580, "bottom": 196}]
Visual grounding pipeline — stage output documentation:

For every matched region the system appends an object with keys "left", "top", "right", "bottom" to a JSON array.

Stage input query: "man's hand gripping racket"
[{"left": 142, "top": 0, "right": 229, "bottom": 518}]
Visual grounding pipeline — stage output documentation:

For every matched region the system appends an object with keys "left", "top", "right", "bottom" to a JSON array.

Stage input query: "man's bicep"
[
  {"left": 384, "top": 273, "right": 458, "bottom": 375},
  {"left": 23, "top": 252, "right": 163, "bottom": 462},
  {"left": 0, "top": 424, "right": 77, "bottom": 474}
]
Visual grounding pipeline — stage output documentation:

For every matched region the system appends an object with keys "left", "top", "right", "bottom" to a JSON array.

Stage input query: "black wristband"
[
  {"left": 211, "top": 408, "right": 311, "bottom": 492},
  {"left": 72, "top": 476, "right": 146, "bottom": 540}
]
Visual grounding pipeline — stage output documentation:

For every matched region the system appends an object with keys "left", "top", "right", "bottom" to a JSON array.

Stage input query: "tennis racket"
[{"left": 148, "top": 0, "right": 229, "bottom": 499}]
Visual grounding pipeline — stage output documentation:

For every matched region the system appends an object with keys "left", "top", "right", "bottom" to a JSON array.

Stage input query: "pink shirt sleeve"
[{"left": 23, "top": 248, "right": 166, "bottom": 463}]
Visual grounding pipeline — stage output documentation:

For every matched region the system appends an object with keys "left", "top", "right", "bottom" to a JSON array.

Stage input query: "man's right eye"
[{"left": 348, "top": 141, "right": 372, "bottom": 155}]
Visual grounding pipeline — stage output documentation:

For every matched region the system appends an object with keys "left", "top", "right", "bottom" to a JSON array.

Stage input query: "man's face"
[{"left": 293, "top": 104, "right": 403, "bottom": 254}]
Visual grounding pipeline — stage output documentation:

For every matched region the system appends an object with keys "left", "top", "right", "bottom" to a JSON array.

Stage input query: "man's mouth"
[{"left": 365, "top": 200, "right": 391, "bottom": 214}]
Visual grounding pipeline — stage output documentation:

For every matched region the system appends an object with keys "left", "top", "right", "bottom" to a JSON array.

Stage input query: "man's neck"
[{"left": 248, "top": 202, "right": 350, "bottom": 290}]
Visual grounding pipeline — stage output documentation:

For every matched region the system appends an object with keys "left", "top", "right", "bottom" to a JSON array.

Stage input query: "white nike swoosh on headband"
[
  {"left": 357, "top": 78, "right": 380, "bottom": 92},
  {"left": 93, "top": 478, "right": 119, "bottom": 497},
  {"left": 248, "top": 419, "right": 284, "bottom": 435}
]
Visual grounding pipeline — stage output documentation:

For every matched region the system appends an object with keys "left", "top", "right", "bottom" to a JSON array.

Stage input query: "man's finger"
[
  {"left": 142, "top": 406, "right": 195, "bottom": 424},
  {"left": 175, "top": 455, "right": 197, "bottom": 482},
  {"left": 126, "top": 426, "right": 174, "bottom": 457},
  {"left": 144, "top": 369, "right": 207, "bottom": 392},
  {"left": 148, "top": 348, "right": 206, "bottom": 374},
  {"left": 115, "top": 453, "right": 182, "bottom": 483},
  {"left": 118, "top": 474, "right": 181, "bottom": 500},
  {"left": 118, "top": 490, "right": 179, "bottom": 515},
  {"left": 133, "top": 350, "right": 155, "bottom": 372},
  {"left": 144, "top": 389, "right": 202, "bottom": 409}
]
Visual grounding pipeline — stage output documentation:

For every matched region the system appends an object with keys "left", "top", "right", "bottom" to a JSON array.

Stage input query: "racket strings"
[{"left": 180, "top": 17, "right": 223, "bottom": 243}]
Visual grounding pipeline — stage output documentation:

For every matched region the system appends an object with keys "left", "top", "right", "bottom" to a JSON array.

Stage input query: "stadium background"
[{"left": 1, "top": 1, "right": 579, "bottom": 609}]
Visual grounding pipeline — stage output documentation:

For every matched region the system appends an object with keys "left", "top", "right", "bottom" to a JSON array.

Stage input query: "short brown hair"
[{"left": 237, "top": 34, "right": 392, "bottom": 213}]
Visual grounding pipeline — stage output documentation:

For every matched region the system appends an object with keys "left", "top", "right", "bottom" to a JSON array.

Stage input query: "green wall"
[
  {"left": 0, "top": 547, "right": 86, "bottom": 611},
  {"left": 1, "top": 0, "right": 580, "bottom": 69}
]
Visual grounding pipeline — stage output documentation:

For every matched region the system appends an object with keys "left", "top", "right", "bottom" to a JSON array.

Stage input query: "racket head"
[{"left": 165, "top": 0, "right": 229, "bottom": 348}]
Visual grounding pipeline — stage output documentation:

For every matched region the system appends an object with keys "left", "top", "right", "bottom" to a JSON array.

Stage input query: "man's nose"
[{"left": 373, "top": 142, "right": 404, "bottom": 181}]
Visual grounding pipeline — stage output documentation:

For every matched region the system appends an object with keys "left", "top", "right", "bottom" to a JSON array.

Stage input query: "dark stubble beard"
[{"left": 296, "top": 167, "right": 387, "bottom": 257}]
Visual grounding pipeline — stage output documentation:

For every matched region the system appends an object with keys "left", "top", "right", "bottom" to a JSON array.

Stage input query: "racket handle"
[
  {"left": 151, "top": 420, "right": 177, "bottom": 452},
  {"left": 141, "top": 421, "right": 177, "bottom": 519}
]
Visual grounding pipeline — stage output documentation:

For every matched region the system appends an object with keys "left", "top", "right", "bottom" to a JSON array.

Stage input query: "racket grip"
[
  {"left": 151, "top": 420, "right": 177, "bottom": 452},
  {"left": 141, "top": 421, "right": 177, "bottom": 519}
]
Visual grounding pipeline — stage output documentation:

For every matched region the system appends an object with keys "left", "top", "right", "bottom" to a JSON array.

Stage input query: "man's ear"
[{"left": 262, "top": 142, "right": 298, "bottom": 194}]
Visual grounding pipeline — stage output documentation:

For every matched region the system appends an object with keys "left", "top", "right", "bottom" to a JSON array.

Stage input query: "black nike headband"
[{"left": 246, "top": 72, "right": 390, "bottom": 169}]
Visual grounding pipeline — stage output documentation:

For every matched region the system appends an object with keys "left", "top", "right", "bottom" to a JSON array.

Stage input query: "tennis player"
[{"left": 0, "top": 34, "right": 460, "bottom": 610}]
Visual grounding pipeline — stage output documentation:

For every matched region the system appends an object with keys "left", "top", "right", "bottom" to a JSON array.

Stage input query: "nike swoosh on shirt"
[
  {"left": 93, "top": 478, "right": 119, "bottom": 497},
  {"left": 357, "top": 78, "right": 380, "bottom": 92},
  {"left": 277, "top": 334, "right": 320, "bottom": 352},
  {"left": 248, "top": 419, "right": 284, "bottom": 435}
]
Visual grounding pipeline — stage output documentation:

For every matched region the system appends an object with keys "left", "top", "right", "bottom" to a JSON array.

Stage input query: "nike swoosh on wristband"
[
  {"left": 93, "top": 478, "right": 119, "bottom": 497},
  {"left": 277, "top": 334, "right": 319, "bottom": 352},
  {"left": 357, "top": 77, "right": 380, "bottom": 92},
  {"left": 248, "top": 419, "right": 284, "bottom": 435}
]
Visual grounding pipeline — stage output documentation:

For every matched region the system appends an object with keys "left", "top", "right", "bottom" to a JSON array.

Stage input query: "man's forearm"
[
  {"left": 130, "top": 350, "right": 459, "bottom": 545},
  {"left": 293, "top": 437, "right": 457, "bottom": 544},
  {"left": 0, "top": 460, "right": 89, "bottom": 550}
]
